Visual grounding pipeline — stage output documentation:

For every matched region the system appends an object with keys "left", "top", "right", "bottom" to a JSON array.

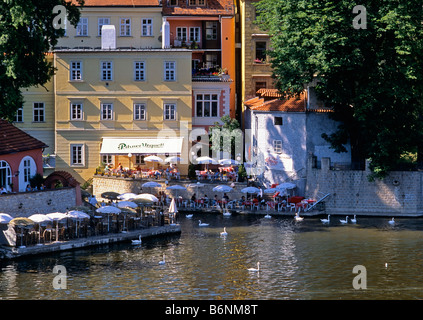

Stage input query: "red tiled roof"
[
  {"left": 163, "top": 0, "right": 234, "bottom": 16},
  {"left": 70, "top": 0, "right": 161, "bottom": 6},
  {"left": 245, "top": 92, "right": 307, "bottom": 112},
  {"left": 256, "top": 88, "right": 283, "bottom": 98},
  {"left": 0, "top": 120, "right": 48, "bottom": 155}
]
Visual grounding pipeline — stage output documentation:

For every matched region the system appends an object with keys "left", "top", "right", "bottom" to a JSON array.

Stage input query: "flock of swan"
[{"left": 130, "top": 211, "right": 398, "bottom": 271}]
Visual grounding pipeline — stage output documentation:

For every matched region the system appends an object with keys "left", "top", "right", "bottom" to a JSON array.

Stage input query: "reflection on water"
[{"left": 1, "top": 214, "right": 423, "bottom": 300}]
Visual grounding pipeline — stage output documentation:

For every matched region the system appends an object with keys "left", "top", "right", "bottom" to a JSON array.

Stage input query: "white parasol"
[
  {"left": 117, "top": 193, "right": 138, "bottom": 201},
  {"left": 0, "top": 213, "right": 13, "bottom": 224}
]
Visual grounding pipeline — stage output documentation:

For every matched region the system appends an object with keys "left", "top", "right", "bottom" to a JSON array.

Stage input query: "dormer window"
[
  {"left": 189, "top": 0, "right": 205, "bottom": 6},
  {"left": 168, "top": 0, "right": 178, "bottom": 6}
]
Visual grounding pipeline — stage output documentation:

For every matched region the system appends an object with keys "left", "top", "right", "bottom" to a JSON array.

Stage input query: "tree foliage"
[
  {"left": 209, "top": 115, "right": 243, "bottom": 159},
  {"left": 0, "top": 0, "right": 83, "bottom": 121},
  {"left": 255, "top": 0, "right": 423, "bottom": 179}
]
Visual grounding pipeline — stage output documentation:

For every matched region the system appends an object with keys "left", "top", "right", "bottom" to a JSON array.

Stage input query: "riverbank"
[{"left": 0, "top": 224, "right": 181, "bottom": 260}]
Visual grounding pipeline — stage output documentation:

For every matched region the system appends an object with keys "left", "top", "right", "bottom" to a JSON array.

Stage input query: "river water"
[{"left": 1, "top": 213, "right": 423, "bottom": 300}]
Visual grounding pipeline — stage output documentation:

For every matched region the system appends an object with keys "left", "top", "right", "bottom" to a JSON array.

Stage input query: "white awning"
[{"left": 100, "top": 137, "right": 183, "bottom": 155}]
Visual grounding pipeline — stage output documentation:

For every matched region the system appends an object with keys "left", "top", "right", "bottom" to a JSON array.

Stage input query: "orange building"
[{"left": 162, "top": 0, "right": 236, "bottom": 131}]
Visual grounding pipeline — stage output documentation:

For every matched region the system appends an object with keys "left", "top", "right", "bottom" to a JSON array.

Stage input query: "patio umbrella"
[
  {"left": 275, "top": 183, "right": 296, "bottom": 190},
  {"left": 142, "top": 181, "right": 161, "bottom": 188},
  {"left": 165, "top": 156, "right": 183, "bottom": 163},
  {"left": 263, "top": 188, "right": 278, "bottom": 194},
  {"left": 144, "top": 155, "right": 164, "bottom": 162},
  {"left": 166, "top": 185, "right": 187, "bottom": 198},
  {"left": 168, "top": 198, "right": 178, "bottom": 224},
  {"left": 117, "top": 193, "right": 138, "bottom": 201},
  {"left": 66, "top": 211, "right": 90, "bottom": 237},
  {"left": 213, "top": 185, "right": 233, "bottom": 193},
  {"left": 101, "top": 191, "right": 120, "bottom": 200},
  {"left": 46, "top": 212, "right": 68, "bottom": 242},
  {"left": 9, "top": 217, "right": 34, "bottom": 248},
  {"left": 28, "top": 214, "right": 53, "bottom": 245},
  {"left": 218, "top": 159, "right": 240, "bottom": 165},
  {"left": 141, "top": 181, "right": 162, "bottom": 194},
  {"left": 196, "top": 156, "right": 219, "bottom": 165},
  {"left": 0, "top": 213, "right": 13, "bottom": 224},
  {"left": 241, "top": 187, "right": 260, "bottom": 194},
  {"left": 135, "top": 193, "right": 159, "bottom": 203},
  {"left": 117, "top": 201, "right": 138, "bottom": 209},
  {"left": 96, "top": 206, "right": 121, "bottom": 232}
]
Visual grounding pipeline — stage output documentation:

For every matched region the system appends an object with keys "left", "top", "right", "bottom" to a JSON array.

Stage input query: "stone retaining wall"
[{"left": 0, "top": 188, "right": 79, "bottom": 216}]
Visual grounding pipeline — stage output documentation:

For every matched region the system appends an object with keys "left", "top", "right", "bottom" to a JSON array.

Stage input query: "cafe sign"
[{"left": 100, "top": 137, "right": 183, "bottom": 154}]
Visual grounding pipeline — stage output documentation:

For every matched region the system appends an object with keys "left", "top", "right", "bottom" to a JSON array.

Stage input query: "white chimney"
[
  {"left": 162, "top": 18, "right": 170, "bottom": 49},
  {"left": 101, "top": 25, "right": 116, "bottom": 50}
]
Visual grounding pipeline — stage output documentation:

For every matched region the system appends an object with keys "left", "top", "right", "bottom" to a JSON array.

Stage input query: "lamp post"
[{"left": 128, "top": 153, "right": 132, "bottom": 169}]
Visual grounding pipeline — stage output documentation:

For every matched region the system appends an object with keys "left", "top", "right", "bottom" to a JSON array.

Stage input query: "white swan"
[
  {"left": 220, "top": 227, "right": 228, "bottom": 237},
  {"left": 264, "top": 214, "right": 271, "bottom": 219},
  {"left": 320, "top": 214, "right": 330, "bottom": 224},
  {"left": 186, "top": 214, "right": 193, "bottom": 219},
  {"left": 350, "top": 215, "right": 357, "bottom": 224},
  {"left": 198, "top": 220, "right": 209, "bottom": 227},
  {"left": 248, "top": 262, "right": 260, "bottom": 272},
  {"left": 159, "top": 254, "right": 166, "bottom": 265},
  {"left": 131, "top": 235, "right": 142, "bottom": 245},
  {"left": 223, "top": 210, "right": 231, "bottom": 216},
  {"left": 339, "top": 216, "right": 348, "bottom": 224},
  {"left": 294, "top": 212, "right": 304, "bottom": 221},
  {"left": 388, "top": 217, "right": 395, "bottom": 225}
]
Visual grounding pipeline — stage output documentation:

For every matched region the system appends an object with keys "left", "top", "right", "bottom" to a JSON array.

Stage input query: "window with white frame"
[
  {"left": 98, "top": 17, "right": 110, "bottom": 36},
  {"left": 164, "top": 103, "right": 176, "bottom": 120},
  {"left": 70, "top": 61, "right": 82, "bottom": 80},
  {"left": 70, "top": 102, "right": 83, "bottom": 120},
  {"left": 142, "top": 18, "right": 153, "bottom": 36},
  {"left": 33, "top": 102, "right": 45, "bottom": 122},
  {"left": 133, "top": 103, "right": 146, "bottom": 120},
  {"left": 134, "top": 61, "right": 145, "bottom": 81},
  {"left": 70, "top": 144, "right": 84, "bottom": 166},
  {"left": 196, "top": 94, "right": 218, "bottom": 117},
  {"left": 273, "top": 140, "right": 282, "bottom": 154},
  {"left": 189, "top": 27, "right": 200, "bottom": 42},
  {"left": 101, "top": 154, "right": 113, "bottom": 165},
  {"left": 101, "top": 61, "right": 113, "bottom": 81},
  {"left": 100, "top": 103, "right": 113, "bottom": 120},
  {"left": 76, "top": 17, "right": 88, "bottom": 36},
  {"left": 120, "top": 18, "right": 131, "bottom": 36},
  {"left": 164, "top": 61, "right": 176, "bottom": 81},
  {"left": 176, "top": 27, "right": 187, "bottom": 41},
  {"left": 15, "top": 107, "right": 23, "bottom": 123},
  {"left": 23, "top": 158, "right": 31, "bottom": 184}
]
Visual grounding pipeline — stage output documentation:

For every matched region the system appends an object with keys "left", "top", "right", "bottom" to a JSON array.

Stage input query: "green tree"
[
  {"left": 209, "top": 115, "right": 243, "bottom": 160},
  {"left": 0, "top": 0, "right": 83, "bottom": 121},
  {"left": 255, "top": 0, "right": 423, "bottom": 179}
]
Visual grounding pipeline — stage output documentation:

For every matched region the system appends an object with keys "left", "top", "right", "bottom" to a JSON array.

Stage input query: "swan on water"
[
  {"left": 198, "top": 220, "right": 209, "bottom": 227},
  {"left": 220, "top": 227, "right": 228, "bottom": 237},
  {"left": 248, "top": 262, "right": 260, "bottom": 272},
  {"left": 388, "top": 217, "right": 395, "bottom": 225},
  {"left": 264, "top": 214, "right": 271, "bottom": 219},
  {"left": 339, "top": 216, "right": 348, "bottom": 224},
  {"left": 159, "top": 254, "right": 166, "bottom": 265},
  {"left": 320, "top": 215, "right": 330, "bottom": 224},
  {"left": 186, "top": 214, "right": 193, "bottom": 219},
  {"left": 131, "top": 235, "right": 142, "bottom": 245},
  {"left": 350, "top": 215, "right": 357, "bottom": 224},
  {"left": 223, "top": 210, "right": 231, "bottom": 216},
  {"left": 294, "top": 212, "right": 304, "bottom": 221}
]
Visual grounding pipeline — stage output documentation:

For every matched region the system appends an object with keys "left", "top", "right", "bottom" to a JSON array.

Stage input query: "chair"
[
  {"left": 252, "top": 201, "right": 259, "bottom": 211},
  {"left": 288, "top": 203, "right": 296, "bottom": 212}
]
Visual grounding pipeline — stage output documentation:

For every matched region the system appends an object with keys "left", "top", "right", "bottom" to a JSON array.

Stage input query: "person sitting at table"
[
  {"left": 174, "top": 168, "right": 180, "bottom": 180},
  {"left": 238, "top": 195, "right": 246, "bottom": 206},
  {"left": 191, "top": 193, "right": 196, "bottom": 201},
  {"left": 212, "top": 170, "right": 220, "bottom": 181},
  {"left": 26, "top": 184, "right": 32, "bottom": 192},
  {"left": 165, "top": 167, "right": 171, "bottom": 179},
  {"left": 203, "top": 194, "right": 209, "bottom": 206},
  {"left": 117, "top": 163, "right": 123, "bottom": 172},
  {"left": 154, "top": 168, "right": 163, "bottom": 179},
  {"left": 0, "top": 186, "right": 7, "bottom": 194},
  {"left": 212, "top": 194, "right": 219, "bottom": 207}
]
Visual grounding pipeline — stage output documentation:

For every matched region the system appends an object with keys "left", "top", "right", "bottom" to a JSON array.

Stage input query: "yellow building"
[{"left": 16, "top": 0, "right": 193, "bottom": 183}]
